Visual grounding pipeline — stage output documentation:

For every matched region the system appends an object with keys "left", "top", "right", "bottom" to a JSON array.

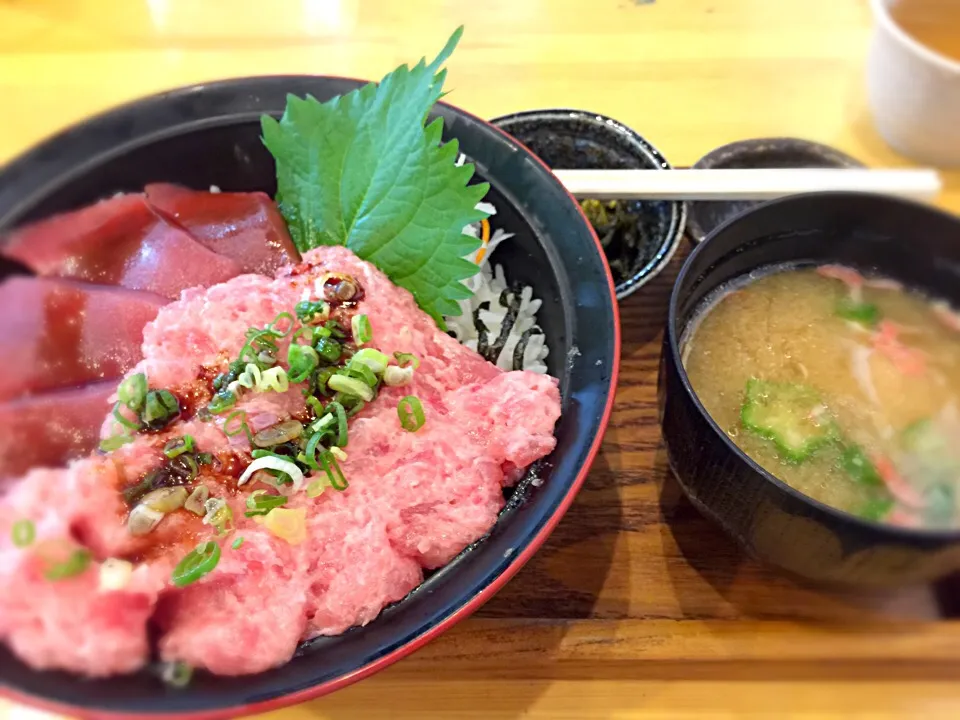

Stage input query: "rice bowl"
[{"left": 0, "top": 68, "right": 619, "bottom": 718}]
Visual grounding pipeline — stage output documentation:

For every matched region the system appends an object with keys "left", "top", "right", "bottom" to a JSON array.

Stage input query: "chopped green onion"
[
  {"left": 238, "top": 456, "right": 305, "bottom": 490},
  {"left": 244, "top": 490, "right": 288, "bottom": 517},
  {"left": 112, "top": 402, "right": 142, "bottom": 431},
  {"left": 328, "top": 401, "right": 348, "bottom": 447},
  {"left": 329, "top": 374, "right": 375, "bottom": 402},
  {"left": 305, "top": 395, "right": 325, "bottom": 417},
  {"left": 196, "top": 452, "right": 214, "bottom": 466},
  {"left": 325, "top": 319, "right": 346, "bottom": 338},
  {"left": 288, "top": 344, "right": 319, "bottom": 384},
  {"left": 237, "top": 363, "right": 262, "bottom": 390},
  {"left": 398, "top": 395, "right": 425, "bottom": 432},
  {"left": 118, "top": 373, "right": 148, "bottom": 411},
  {"left": 232, "top": 537, "right": 244, "bottom": 550},
  {"left": 319, "top": 450, "right": 348, "bottom": 491},
  {"left": 172, "top": 541, "right": 221, "bottom": 587},
  {"left": 334, "top": 393, "right": 366, "bottom": 417},
  {"left": 303, "top": 431, "right": 326, "bottom": 469},
  {"left": 143, "top": 390, "right": 179, "bottom": 429},
  {"left": 384, "top": 365, "right": 414, "bottom": 387},
  {"left": 295, "top": 300, "right": 330, "bottom": 325},
  {"left": 45, "top": 548, "right": 91, "bottom": 581},
  {"left": 343, "top": 361, "right": 378, "bottom": 388},
  {"left": 315, "top": 367, "right": 338, "bottom": 396},
  {"left": 99, "top": 434, "right": 134, "bottom": 452},
  {"left": 352, "top": 314, "right": 372, "bottom": 345},
  {"left": 267, "top": 312, "right": 296, "bottom": 338},
  {"left": 223, "top": 410, "right": 253, "bottom": 444},
  {"left": 163, "top": 435, "right": 195, "bottom": 459},
  {"left": 352, "top": 348, "right": 389, "bottom": 374},
  {"left": 202, "top": 498, "right": 233, "bottom": 535},
  {"left": 315, "top": 336, "right": 342, "bottom": 364},
  {"left": 260, "top": 366, "right": 290, "bottom": 393},
  {"left": 393, "top": 352, "right": 420, "bottom": 369},
  {"left": 160, "top": 660, "right": 193, "bottom": 688},
  {"left": 207, "top": 389, "right": 237, "bottom": 415},
  {"left": 11, "top": 519, "right": 35, "bottom": 548},
  {"left": 169, "top": 453, "right": 199, "bottom": 482}
]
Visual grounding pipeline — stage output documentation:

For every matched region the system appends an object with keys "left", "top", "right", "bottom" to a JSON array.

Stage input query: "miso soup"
[{"left": 683, "top": 264, "right": 960, "bottom": 529}]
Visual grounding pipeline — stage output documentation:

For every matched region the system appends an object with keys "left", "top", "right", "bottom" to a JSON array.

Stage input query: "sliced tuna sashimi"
[
  {"left": 146, "top": 183, "right": 301, "bottom": 274},
  {"left": 0, "top": 277, "right": 166, "bottom": 401},
  {"left": 0, "top": 381, "right": 115, "bottom": 477},
  {"left": 2, "top": 194, "right": 243, "bottom": 299}
]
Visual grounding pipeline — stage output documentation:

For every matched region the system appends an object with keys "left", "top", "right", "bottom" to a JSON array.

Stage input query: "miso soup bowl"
[{"left": 659, "top": 192, "right": 960, "bottom": 587}]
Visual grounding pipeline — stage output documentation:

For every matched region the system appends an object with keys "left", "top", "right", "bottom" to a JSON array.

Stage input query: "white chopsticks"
[{"left": 552, "top": 168, "right": 943, "bottom": 202}]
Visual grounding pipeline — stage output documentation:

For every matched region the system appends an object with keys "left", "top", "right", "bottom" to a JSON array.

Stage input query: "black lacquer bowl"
[
  {"left": 0, "top": 77, "right": 620, "bottom": 718},
  {"left": 659, "top": 192, "right": 960, "bottom": 587},
  {"left": 491, "top": 109, "right": 686, "bottom": 299}
]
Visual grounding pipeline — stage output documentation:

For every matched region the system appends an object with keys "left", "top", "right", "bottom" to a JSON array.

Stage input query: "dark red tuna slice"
[
  {"left": 2, "top": 194, "right": 243, "bottom": 298},
  {"left": 145, "top": 183, "right": 300, "bottom": 274},
  {"left": 0, "top": 381, "right": 115, "bottom": 477},
  {"left": 0, "top": 277, "right": 166, "bottom": 401}
]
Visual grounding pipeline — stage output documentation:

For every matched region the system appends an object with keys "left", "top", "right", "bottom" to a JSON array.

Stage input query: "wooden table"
[{"left": 3, "top": 0, "right": 960, "bottom": 717}]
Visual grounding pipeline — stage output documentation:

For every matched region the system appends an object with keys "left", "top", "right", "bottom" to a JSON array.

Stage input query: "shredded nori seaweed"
[
  {"left": 512, "top": 327, "right": 543, "bottom": 371},
  {"left": 473, "top": 300, "right": 491, "bottom": 357}
]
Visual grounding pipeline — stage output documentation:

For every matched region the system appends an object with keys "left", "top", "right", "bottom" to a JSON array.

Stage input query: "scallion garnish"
[
  {"left": 343, "top": 361, "right": 378, "bottom": 388},
  {"left": 383, "top": 365, "right": 414, "bottom": 387},
  {"left": 202, "top": 498, "right": 233, "bottom": 535},
  {"left": 45, "top": 548, "right": 92, "bottom": 581},
  {"left": 11, "top": 519, "right": 35, "bottom": 548},
  {"left": 172, "top": 541, "right": 221, "bottom": 587},
  {"left": 319, "top": 450, "right": 348, "bottom": 491},
  {"left": 99, "top": 434, "right": 134, "bottom": 452},
  {"left": 352, "top": 314, "right": 372, "bottom": 345},
  {"left": 315, "top": 336, "right": 342, "bottom": 364},
  {"left": 267, "top": 312, "right": 296, "bottom": 338},
  {"left": 112, "top": 402, "right": 142, "bottom": 431},
  {"left": 328, "top": 401, "right": 348, "bottom": 447},
  {"left": 295, "top": 300, "right": 330, "bottom": 326},
  {"left": 352, "top": 348, "right": 389, "bottom": 374},
  {"left": 207, "top": 389, "right": 237, "bottom": 414},
  {"left": 232, "top": 537, "right": 244, "bottom": 550},
  {"left": 288, "top": 344, "right": 319, "bottom": 383},
  {"left": 315, "top": 367, "right": 338, "bottom": 396},
  {"left": 305, "top": 395, "right": 325, "bottom": 417},
  {"left": 398, "top": 395, "right": 425, "bottom": 432},
  {"left": 163, "top": 435, "right": 195, "bottom": 459},
  {"left": 142, "top": 389, "right": 180, "bottom": 429},
  {"left": 169, "top": 452, "right": 200, "bottom": 482},
  {"left": 118, "top": 373, "right": 148, "bottom": 411},
  {"left": 393, "top": 352, "right": 420, "bottom": 369},
  {"left": 328, "top": 375, "right": 374, "bottom": 402},
  {"left": 325, "top": 319, "right": 346, "bottom": 339},
  {"left": 260, "top": 366, "right": 290, "bottom": 393},
  {"left": 237, "top": 456, "right": 305, "bottom": 490},
  {"left": 223, "top": 410, "right": 254, "bottom": 444},
  {"left": 197, "top": 452, "right": 214, "bottom": 466},
  {"left": 244, "top": 490, "right": 288, "bottom": 517}
]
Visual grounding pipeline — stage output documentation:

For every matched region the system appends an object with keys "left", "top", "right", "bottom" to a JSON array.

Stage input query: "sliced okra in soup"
[{"left": 740, "top": 378, "right": 837, "bottom": 462}]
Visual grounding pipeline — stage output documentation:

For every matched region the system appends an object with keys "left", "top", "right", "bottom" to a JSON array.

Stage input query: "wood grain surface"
[{"left": 2, "top": 0, "right": 960, "bottom": 718}]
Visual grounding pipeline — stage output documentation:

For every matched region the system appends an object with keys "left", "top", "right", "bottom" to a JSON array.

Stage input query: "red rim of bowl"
[{"left": 0, "top": 83, "right": 622, "bottom": 720}]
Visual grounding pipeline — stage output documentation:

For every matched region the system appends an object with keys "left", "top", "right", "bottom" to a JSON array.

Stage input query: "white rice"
[{"left": 444, "top": 176, "right": 550, "bottom": 374}]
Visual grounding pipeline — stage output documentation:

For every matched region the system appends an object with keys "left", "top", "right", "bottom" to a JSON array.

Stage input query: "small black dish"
[
  {"left": 659, "top": 192, "right": 960, "bottom": 587},
  {"left": 686, "top": 138, "right": 864, "bottom": 244},
  {"left": 491, "top": 109, "right": 686, "bottom": 299},
  {"left": 0, "top": 78, "right": 620, "bottom": 719}
]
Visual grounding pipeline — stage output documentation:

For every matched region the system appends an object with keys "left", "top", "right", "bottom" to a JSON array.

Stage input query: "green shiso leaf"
[{"left": 261, "top": 26, "right": 489, "bottom": 327}]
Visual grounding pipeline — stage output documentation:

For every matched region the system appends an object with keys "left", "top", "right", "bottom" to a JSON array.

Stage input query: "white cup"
[{"left": 866, "top": 0, "right": 960, "bottom": 167}]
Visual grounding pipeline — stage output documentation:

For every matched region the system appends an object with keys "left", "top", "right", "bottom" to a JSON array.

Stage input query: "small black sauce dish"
[
  {"left": 686, "top": 138, "right": 864, "bottom": 244},
  {"left": 492, "top": 109, "right": 686, "bottom": 299},
  {"left": 659, "top": 192, "right": 960, "bottom": 587}
]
